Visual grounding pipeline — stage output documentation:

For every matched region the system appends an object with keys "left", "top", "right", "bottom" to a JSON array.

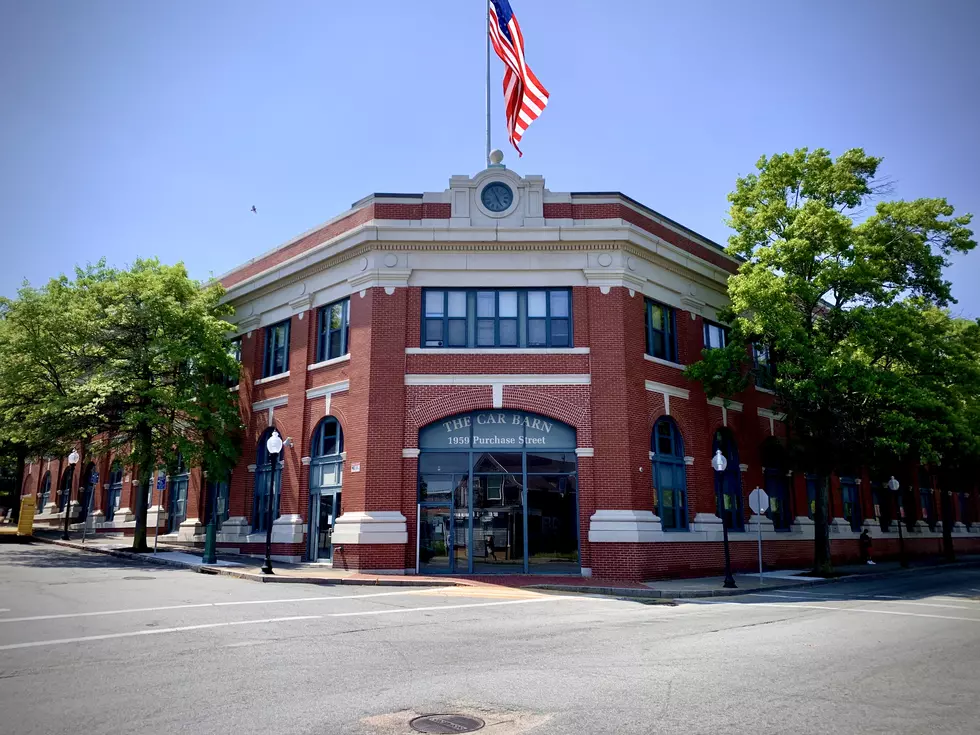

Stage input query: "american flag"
[{"left": 488, "top": 0, "right": 549, "bottom": 156}]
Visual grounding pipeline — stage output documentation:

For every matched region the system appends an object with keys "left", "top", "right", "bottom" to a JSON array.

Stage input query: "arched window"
[
  {"left": 760, "top": 438, "right": 791, "bottom": 530},
  {"left": 59, "top": 467, "right": 73, "bottom": 511},
  {"left": 252, "top": 428, "right": 283, "bottom": 532},
  {"left": 712, "top": 429, "right": 743, "bottom": 531},
  {"left": 206, "top": 473, "right": 231, "bottom": 531},
  {"left": 106, "top": 462, "right": 123, "bottom": 522},
  {"left": 311, "top": 418, "right": 343, "bottom": 489},
  {"left": 38, "top": 471, "right": 52, "bottom": 511},
  {"left": 79, "top": 463, "right": 98, "bottom": 521},
  {"left": 308, "top": 418, "right": 344, "bottom": 562},
  {"left": 651, "top": 418, "right": 687, "bottom": 530}
]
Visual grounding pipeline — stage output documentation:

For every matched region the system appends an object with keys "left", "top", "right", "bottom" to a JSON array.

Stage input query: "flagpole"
[{"left": 485, "top": 0, "right": 491, "bottom": 166}]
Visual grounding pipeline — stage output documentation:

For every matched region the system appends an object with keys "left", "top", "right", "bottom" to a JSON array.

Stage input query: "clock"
[{"left": 480, "top": 181, "right": 514, "bottom": 213}]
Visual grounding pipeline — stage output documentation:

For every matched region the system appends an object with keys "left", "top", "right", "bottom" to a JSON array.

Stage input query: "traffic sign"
[{"left": 749, "top": 487, "right": 769, "bottom": 515}]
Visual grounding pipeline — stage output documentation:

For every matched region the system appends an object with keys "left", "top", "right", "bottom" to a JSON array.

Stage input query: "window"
[
  {"left": 805, "top": 474, "right": 820, "bottom": 520},
  {"left": 207, "top": 474, "right": 231, "bottom": 531},
  {"left": 703, "top": 321, "right": 728, "bottom": 350},
  {"left": 645, "top": 300, "right": 677, "bottom": 362},
  {"left": 872, "top": 482, "right": 892, "bottom": 532},
  {"left": 960, "top": 492, "right": 974, "bottom": 530},
  {"left": 422, "top": 289, "right": 572, "bottom": 348},
  {"left": 252, "top": 429, "right": 283, "bottom": 532},
  {"left": 764, "top": 468, "right": 791, "bottom": 530},
  {"left": 226, "top": 337, "right": 242, "bottom": 387},
  {"left": 316, "top": 299, "right": 350, "bottom": 362},
  {"left": 59, "top": 467, "right": 73, "bottom": 511},
  {"left": 754, "top": 344, "right": 775, "bottom": 389},
  {"left": 106, "top": 462, "right": 123, "bottom": 522},
  {"left": 840, "top": 476, "right": 861, "bottom": 532},
  {"left": 38, "top": 471, "right": 51, "bottom": 511},
  {"left": 262, "top": 320, "right": 290, "bottom": 377},
  {"left": 712, "top": 430, "right": 743, "bottom": 530},
  {"left": 167, "top": 455, "right": 189, "bottom": 534},
  {"left": 310, "top": 418, "right": 344, "bottom": 491},
  {"left": 651, "top": 418, "right": 687, "bottom": 530}
]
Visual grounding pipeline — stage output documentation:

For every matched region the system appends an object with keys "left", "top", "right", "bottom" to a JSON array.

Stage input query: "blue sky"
[{"left": 2, "top": 0, "right": 979, "bottom": 315}]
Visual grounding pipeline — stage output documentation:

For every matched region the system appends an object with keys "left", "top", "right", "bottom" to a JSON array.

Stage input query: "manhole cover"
[
  {"left": 122, "top": 576, "right": 155, "bottom": 580},
  {"left": 410, "top": 714, "right": 485, "bottom": 733}
]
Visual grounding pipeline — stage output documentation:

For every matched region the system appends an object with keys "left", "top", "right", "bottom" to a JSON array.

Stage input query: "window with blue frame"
[
  {"left": 226, "top": 337, "right": 242, "bottom": 387},
  {"left": 262, "top": 320, "right": 290, "bottom": 377},
  {"left": 651, "top": 418, "right": 687, "bottom": 530},
  {"left": 645, "top": 300, "right": 678, "bottom": 363},
  {"left": 59, "top": 467, "right": 73, "bottom": 511},
  {"left": 839, "top": 476, "right": 861, "bottom": 531},
  {"left": 316, "top": 299, "right": 350, "bottom": 362},
  {"left": 805, "top": 474, "right": 821, "bottom": 520},
  {"left": 713, "top": 430, "right": 743, "bottom": 530},
  {"left": 703, "top": 321, "right": 728, "bottom": 350},
  {"left": 206, "top": 473, "right": 231, "bottom": 531},
  {"left": 872, "top": 482, "right": 892, "bottom": 531},
  {"left": 919, "top": 469, "right": 936, "bottom": 531},
  {"left": 764, "top": 468, "right": 791, "bottom": 530},
  {"left": 754, "top": 344, "right": 775, "bottom": 389},
  {"left": 960, "top": 492, "right": 975, "bottom": 530},
  {"left": 310, "top": 417, "right": 344, "bottom": 491},
  {"left": 422, "top": 289, "right": 571, "bottom": 348},
  {"left": 106, "top": 462, "right": 123, "bottom": 522},
  {"left": 252, "top": 428, "right": 283, "bottom": 532},
  {"left": 37, "top": 471, "right": 51, "bottom": 511}
]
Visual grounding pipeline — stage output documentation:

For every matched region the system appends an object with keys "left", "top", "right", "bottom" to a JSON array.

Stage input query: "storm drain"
[{"left": 409, "top": 714, "right": 485, "bottom": 733}]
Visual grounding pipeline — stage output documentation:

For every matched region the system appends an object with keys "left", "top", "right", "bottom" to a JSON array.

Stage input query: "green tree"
[
  {"left": 81, "top": 259, "right": 243, "bottom": 551},
  {"left": 686, "top": 148, "right": 976, "bottom": 574}
]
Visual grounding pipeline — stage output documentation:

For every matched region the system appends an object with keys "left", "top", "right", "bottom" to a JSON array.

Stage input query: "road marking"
[
  {"left": 747, "top": 593, "right": 831, "bottom": 600},
  {"left": 873, "top": 595, "right": 904, "bottom": 599},
  {"left": 0, "top": 609, "right": 8, "bottom": 613},
  {"left": 0, "top": 589, "right": 437, "bottom": 624},
  {"left": 876, "top": 600, "right": 977, "bottom": 610},
  {"left": 326, "top": 596, "right": 566, "bottom": 618},
  {"left": 0, "top": 615, "right": 322, "bottom": 651},
  {"left": 701, "top": 600, "right": 980, "bottom": 623}
]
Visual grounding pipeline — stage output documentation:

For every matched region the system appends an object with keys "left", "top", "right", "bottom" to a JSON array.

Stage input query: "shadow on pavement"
[{"left": 0, "top": 541, "right": 178, "bottom": 572}]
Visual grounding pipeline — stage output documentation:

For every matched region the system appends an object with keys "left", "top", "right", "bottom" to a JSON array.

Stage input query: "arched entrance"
[
  {"left": 417, "top": 409, "right": 579, "bottom": 575},
  {"left": 712, "top": 429, "right": 743, "bottom": 531},
  {"left": 308, "top": 418, "right": 343, "bottom": 562},
  {"left": 79, "top": 463, "right": 98, "bottom": 522}
]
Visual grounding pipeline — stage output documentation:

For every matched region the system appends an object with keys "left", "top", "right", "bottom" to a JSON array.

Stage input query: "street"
[{"left": 1, "top": 542, "right": 979, "bottom": 735}]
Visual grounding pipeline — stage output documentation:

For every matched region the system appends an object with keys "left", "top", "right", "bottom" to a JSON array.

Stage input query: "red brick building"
[{"left": 26, "top": 162, "right": 980, "bottom": 580}]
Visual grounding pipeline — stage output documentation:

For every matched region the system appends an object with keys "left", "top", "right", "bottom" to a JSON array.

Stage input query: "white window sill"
[
  {"left": 308, "top": 354, "right": 351, "bottom": 371},
  {"left": 644, "top": 354, "right": 686, "bottom": 370},
  {"left": 254, "top": 371, "right": 290, "bottom": 386},
  {"left": 754, "top": 385, "right": 775, "bottom": 395},
  {"left": 229, "top": 385, "right": 240, "bottom": 392},
  {"left": 405, "top": 347, "right": 589, "bottom": 355}
]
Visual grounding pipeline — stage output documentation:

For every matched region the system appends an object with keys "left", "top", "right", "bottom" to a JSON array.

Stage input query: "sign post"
[
  {"left": 748, "top": 487, "right": 770, "bottom": 585},
  {"left": 153, "top": 474, "right": 165, "bottom": 554}
]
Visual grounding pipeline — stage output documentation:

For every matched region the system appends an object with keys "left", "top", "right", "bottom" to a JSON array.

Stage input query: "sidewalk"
[{"left": 28, "top": 530, "right": 980, "bottom": 598}]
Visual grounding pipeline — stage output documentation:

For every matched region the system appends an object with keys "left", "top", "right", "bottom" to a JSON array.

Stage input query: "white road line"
[
  {"left": 751, "top": 593, "right": 976, "bottom": 610},
  {"left": 716, "top": 601, "right": 980, "bottom": 623},
  {"left": 873, "top": 595, "right": 904, "bottom": 599},
  {"left": 326, "top": 597, "right": 565, "bottom": 618},
  {"left": 0, "top": 590, "right": 435, "bottom": 624},
  {"left": 876, "top": 600, "right": 977, "bottom": 610},
  {"left": 0, "top": 616, "right": 321, "bottom": 651},
  {"left": 0, "top": 609, "right": 8, "bottom": 613}
]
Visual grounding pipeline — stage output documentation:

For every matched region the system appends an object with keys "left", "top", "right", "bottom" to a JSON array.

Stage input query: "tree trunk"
[
  {"left": 131, "top": 424, "right": 153, "bottom": 552},
  {"left": 813, "top": 475, "right": 833, "bottom": 575},
  {"left": 11, "top": 447, "right": 26, "bottom": 525},
  {"left": 940, "top": 489, "right": 955, "bottom": 563}
]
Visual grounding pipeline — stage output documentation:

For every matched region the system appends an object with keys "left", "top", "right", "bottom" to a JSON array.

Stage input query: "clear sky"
[{"left": 2, "top": 0, "right": 979, "bottom": 315}]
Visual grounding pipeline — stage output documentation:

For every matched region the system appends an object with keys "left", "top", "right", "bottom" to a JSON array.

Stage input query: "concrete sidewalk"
[{"left": 27, "top": 530, "right": 980, "bottom": 598}]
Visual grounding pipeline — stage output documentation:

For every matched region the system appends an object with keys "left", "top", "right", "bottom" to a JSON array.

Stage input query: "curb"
[{"left": 28, "top": 535, "right": 459, "bottom": 588}]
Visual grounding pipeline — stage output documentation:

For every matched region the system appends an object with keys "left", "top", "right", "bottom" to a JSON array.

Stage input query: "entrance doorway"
[
  {"left": 417, "top": 410, "right": 579, "bottom": 575},
  {"left": 308, "top": 418, "right": 343, "bottom": 562}
]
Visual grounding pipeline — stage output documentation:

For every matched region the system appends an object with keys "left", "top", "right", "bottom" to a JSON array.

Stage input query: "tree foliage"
[{"left": 686, "top": 148, "right": 978, "bottom": 573}]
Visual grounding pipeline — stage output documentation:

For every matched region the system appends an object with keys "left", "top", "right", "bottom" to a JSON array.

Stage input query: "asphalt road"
[{"left": 1, "top": 541, "right": 979, "bottom": 735}]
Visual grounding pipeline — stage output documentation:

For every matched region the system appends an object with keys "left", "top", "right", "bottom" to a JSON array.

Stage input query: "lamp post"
[
  {"left": 712, "top": 449, "right": 737, "bottom": 589},
  {"left": 262, "top": 430, "right": 283, "bottom": 575},
  {"left": 62, "top": 450, "right": 80, "bottom": 540},
  {"left": 887, "top": 476, "right": 908, "bottom": 568}
]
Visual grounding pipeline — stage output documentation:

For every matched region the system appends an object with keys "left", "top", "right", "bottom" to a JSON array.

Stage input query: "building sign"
[{"left": 420, "top": 410, "right": 576, "bottom": 450}]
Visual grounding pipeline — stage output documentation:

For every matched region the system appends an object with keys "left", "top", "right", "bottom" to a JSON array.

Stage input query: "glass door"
[
  {"left": 309, "top": 491, "right": 341, "bottom": 562},
  {"left": 167, "top": 475, "right": 188, "bottom": 533},
  {"left": 472, "top": 452, "right": 525, "bottom": 573}
]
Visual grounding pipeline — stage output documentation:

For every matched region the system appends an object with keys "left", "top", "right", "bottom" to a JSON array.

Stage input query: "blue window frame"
[
  {"left": 316, "top": 299, "right": 350, "bottom": 363},
  {"left": 840, "top": 476, "right": 861, "bottom": 531},
  {"left": 226, "top": 337, "right": 242, "bottom": 387},
  {"left": 645, "top": 300, "right": 678, "bottom": 363},
  {"left": 712, "top": 430, "right": 743, "bottom": 530},
  {"left": 805, "top": 474, "right": 824, "bottom": 520},
  {"left": 262, "top": 320, "right": 290, "bottom": 378},
  {"left": 310, "top": 418, "right": 344, "bottom": 491},
  {"left": 206, "top": 473, "right": 231, "bottom": 531},
  {"left": 58, "top": 467, "right": 73, "bottom": 511},
  {"left": 918, "top": 468, "right": 936, "bottom": 531},
  {"left": 167, "top": 455, "right": 188, "bottom": 534},
  {"left": 651, "top": 418, "right": 687, "bottom": 530},
  {"left": 872, "top": 482, "right": 892, "bottom": 532},
  {"left": 703, "top": 321, "right": 728, "bottom": 350},
  {"left": 252, "top": 428, "right": 283, "bottom": 532},
  {"left": 960, "top": 492, "right": 974, "bottom": 530},
  {"left": 37, "top": 471, "right": 51, "bottom": 511},
  {"left": 754, "top": 344, "right": 775, "bottom": 389},
  {"left": 106, "top": 462, "right": 123, "bottom": 522},
  {"left": 764, "top": 468, "right": 791, "bottom": 530},
  {"left": 422, "top": 289, "right": 572, "bottom": 348}
]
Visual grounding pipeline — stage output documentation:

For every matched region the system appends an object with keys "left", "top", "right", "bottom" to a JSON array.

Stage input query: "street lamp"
[
  {"left": 262, "top": 430, "right": 284, "bottom": 575},
  {"left": 62, "top": 450, "right": 80, "bottom": 541},
  {"left": 887, "top": 476, "right": 908, "bottom": 568},
  {"left": 712, "top": 449, "right": 737, "bottom": 589}
]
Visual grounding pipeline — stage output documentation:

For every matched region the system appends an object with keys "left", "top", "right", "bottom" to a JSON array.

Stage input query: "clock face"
[{"left": 480, "top": 182, "right": 514, "bottom": 213}]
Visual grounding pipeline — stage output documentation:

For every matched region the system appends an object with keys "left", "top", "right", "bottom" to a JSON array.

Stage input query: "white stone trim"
[
  {"left": 755, "top": 385, "right": 776, "bottom": 395},
  {"left": 402, "top": 448, "right": 421, "bottom": 459},
  {"left": 739, "top": 464, "right": 749, "bottom": 473},
  {"left": 254, "top": 371, "right": 290, "bottom": 386},
  {"left": 645, "top": 380, "right": 689, "bottom": 417},
  {"left": 707, "top": 396, "right": 743, "bottom": 411},
  {"left": 404, "top": 374, "right": 591, "bottom": 386},
  {"left": 757, "top": 407, "right": 786, "bottom": 438},
  {"left": 575, "top": 447, "right": 594, "bottom": 457},
  {"left": 684, "top": 456, "right": 695, "bottom": 466},
  {"left": 643, "top": 355, "right": 686, "bottom": 370},
  {"left": 405, "top": 347, "right": 589, "bottom": 355},
  {"left": 307, "top": 354, "right": 351, "bottom": 371},
  {"left": 588, "top": 510, "right": 664, "bottom": 542},
  {"left": 252, "top": 395, "right": 288, "bottom": 411},
  {"left": 491, "top": 383, "right": 503, "bottom": 408},
  {"left": 305, "top": 380, "right": 350, "bottom": 399},
  {"left": 178, "top": 517, "right": 204, "bottom": 542},
  {"left": 332, "top": 511, "right": 408, "bottom": 545},
  {"left": 301, "top": 456, "right": 312, "bottom": 466}
]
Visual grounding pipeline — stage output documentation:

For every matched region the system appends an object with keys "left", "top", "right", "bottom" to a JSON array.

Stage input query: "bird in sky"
[{"left": 250, "top": 205, "right": 257, "bottom": 213}]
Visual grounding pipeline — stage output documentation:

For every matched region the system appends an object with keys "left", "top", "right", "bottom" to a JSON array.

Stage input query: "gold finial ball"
[{"left": 489, "top": 149, "right": 504, "bottom": 165}]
